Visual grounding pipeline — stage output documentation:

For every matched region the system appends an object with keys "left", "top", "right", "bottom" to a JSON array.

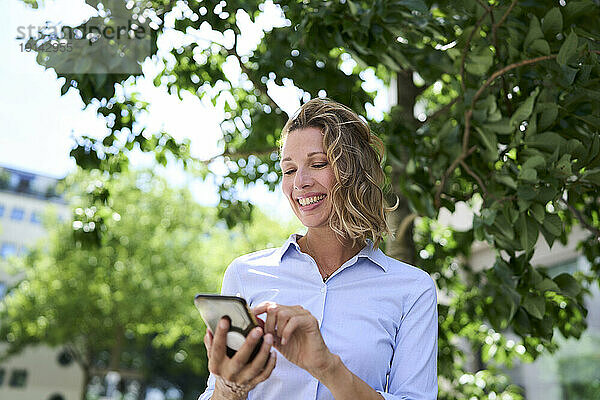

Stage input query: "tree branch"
[
  {"left": 225, "top": 46, "right": 280, "bottom": 112},
  {"left": 463, "top": 54, "right": 558, "bottom": 152},
  {"left": 560, "top": 198, "right": 600, "bottom": 239},
  {"left": 460, "top": 10, "right": 491, "bottom": 92},
  {"left": 471, "top": 54, "right": 558, "bottom": 108},
  {"left": 396, "top": 213, "right": 418, "bottom": 242},
  {"left": 420, "top": 97, "right": 459, "bottom": 126},
  {"left": 435, "top": 146, "right": 477, "bottom": 208},
  {"left": 474, "top": 0, "right": 491, "bottom": 12},
  {"left": 201, "top": 148, "right": 278, "bottom": 165},
  {"left": 460, "top": 160, "right": 489, "bottom": 198},
  {"left": 489, "top": 4, "right": 513, "bottom": 115},
  {"left": 494, "top": 0, "right": 519, "bottom": 32}
]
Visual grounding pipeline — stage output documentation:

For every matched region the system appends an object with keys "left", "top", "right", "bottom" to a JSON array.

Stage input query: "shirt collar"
[{"left": 278, "top": 234, "right": 388, "bottom": 272}]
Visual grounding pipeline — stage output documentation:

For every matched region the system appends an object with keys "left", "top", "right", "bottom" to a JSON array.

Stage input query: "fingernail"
[
  {"left": 219, "top": 318, "right": 228, "bottom": 329},
  {"left": 264, "top": 333, "right": 273, "bottom": 345},
  {"left": 252, "top": 327, "right": 262, "bottom": 338},
  {"left": 281, "top": 337, "right": 286, "bottom": 345}
]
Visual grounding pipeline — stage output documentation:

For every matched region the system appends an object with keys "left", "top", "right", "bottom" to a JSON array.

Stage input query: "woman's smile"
[{"left": 297, "top": 193, "right": 327, "bottom": 209}]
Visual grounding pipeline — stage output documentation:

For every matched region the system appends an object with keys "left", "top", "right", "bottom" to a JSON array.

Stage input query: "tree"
[
  {"left": 18, "top": 0, "right": 600, "bottom": 398},
  {"left": 0, "top": 169, "right": 298, "bottom": 399}
]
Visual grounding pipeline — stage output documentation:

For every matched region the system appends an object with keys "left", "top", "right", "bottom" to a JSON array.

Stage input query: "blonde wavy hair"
[{"left": 280, "top": 98, "right": 394, "bottom": 248}]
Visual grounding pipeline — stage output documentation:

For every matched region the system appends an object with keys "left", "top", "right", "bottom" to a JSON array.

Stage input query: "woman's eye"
[
  {"left": 283, "top": 169, "right": 296, "bottom": 175},
  {"left": 313, "top": 163, "right": 327, "bottom": 168}
]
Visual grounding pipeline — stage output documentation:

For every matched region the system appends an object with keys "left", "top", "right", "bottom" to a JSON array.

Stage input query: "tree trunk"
[
  {"left": 110, "top": 324, "right": 125, "bottom": 371},
  {"left": 386, "top": 187, "right": 416, "bottom": 265},
  {"left": 385, "top": 70, "right": 419, "bottom": 265}
]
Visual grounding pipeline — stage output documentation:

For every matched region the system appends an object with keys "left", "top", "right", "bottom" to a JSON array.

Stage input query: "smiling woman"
[
  {"left": 199, "top": 98, "right": 438, "bottom": 400},
  {"left": 279, "top": 99, "right": 392, "bottom": 248}
]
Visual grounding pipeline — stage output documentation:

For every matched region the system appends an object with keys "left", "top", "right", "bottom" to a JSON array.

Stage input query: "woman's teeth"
[{"left": 298, "top": 195, "right": 326, "bottom": 206}]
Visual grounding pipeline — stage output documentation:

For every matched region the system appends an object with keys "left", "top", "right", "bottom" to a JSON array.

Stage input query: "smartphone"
[{"left": 194, "top": 294, "right": 263, "bottom": 361}]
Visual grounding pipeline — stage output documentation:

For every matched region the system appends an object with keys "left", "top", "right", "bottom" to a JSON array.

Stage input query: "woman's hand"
[
  {"left": 252, "top": 301, "right": 338, "bottom": 379},
  {"left": 204, "top": 317, "right": 277, "bottom": 400}
]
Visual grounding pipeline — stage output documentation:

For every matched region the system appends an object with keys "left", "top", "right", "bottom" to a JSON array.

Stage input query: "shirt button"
[{"left": 320, "top": 286, "right": 326, "bottom": 294}]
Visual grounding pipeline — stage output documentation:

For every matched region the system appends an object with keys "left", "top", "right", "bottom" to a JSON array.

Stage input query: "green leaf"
[
  {"left": 475, "top": 127, "right": 498, "bottom": 161},
  {"left": 348, "top": 0, "right": 359, "bottom": 16},
  {"left": 540, "top": 225, "right": 557, "bottom": 248},
  {"left": 536, "top": 278, "right": 560, "bottom": 292},
  {"left": 538, "top": 103, "right": 559, "bottom": 130},
  {"left": 493, "top": 214, "right": 515, "bottom": 241},
  {"left": 561, "top": 65, "right": 579, "bottom": 85},
  {"left": 524, "top": 16, "right": 544, "bottom": 50},
  {"left": 518, "top": 168, "right": 538, "bottom": 183},
  {"left": 495, "top": 174, "right": 517, "bottom": 189},
  {"left": 555, "top": 153, "right": 572, "bottom": 175},
  {"left": 543, "top": 213, "right": 563, "bottom": 237},
  {"left": 531, "top": 204, "right": 545, "bottom": 224},
  {"left": 557, "top": 31, "right": 579, "bottom": 66},
  {"left": 518, "top": 214, "right": 539, "bottom": 253},
  {"left": 466, "top": 47, "right": 494, "bottom": 76},
  {"left": 522, "top": 155, "right": 546, "bottom": 170},
  {"left": 542, "top": 8, "right": 563, "bottom": 37},
  {"left": 510, "top": 88, "right": 539, "bottom": 127},
  {"left": 482, "top": 208, "right": 497, "bottom": 225},
  {"left": 529, "top": 39, "right": 551, "bottom": 55},
  {"left": 517, "top": 185, "right": 538, "bottom": 201},
  {"left": 581, "top": 169, "right": 600, "bottom": 186},
  {"left": 483, "top": 119, "right": 513, "bottom": 134},
  {"left": 397, "top": 0, "right": 429, "bottom": 14},
  {"left": 523, "top": 294, "right": 545, "bottom": 319},
  {"left": 60, "top": 82, "right": 70, "bottom": 96},
  {"left": 554, "top": 273, "right": 581, "bottom": 297},
  {"left": 525, "top": 132, "right": 566, "bottom": 152}
]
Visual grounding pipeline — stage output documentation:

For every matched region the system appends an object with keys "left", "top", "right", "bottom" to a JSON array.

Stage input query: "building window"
[
  {"left": 10, "top": 208, "right": 25, "bottom": 221},
  {"left": 9, "top": 369, "right": 27, "bottom": 388},
  {"left": 48, "top": 395, "right": 66, "bottom": 400},
  {"left": 30, "top": 211, "right": 42, "bottom": 224},
  {"left": 0, "top": 243, "right": 17, "bottom": 258},
  {"left": 0, "top": 368, "right": 5, "bottom": 386},
  {"left": 57, "top": 350, "right": 73, "bottom": 367}
]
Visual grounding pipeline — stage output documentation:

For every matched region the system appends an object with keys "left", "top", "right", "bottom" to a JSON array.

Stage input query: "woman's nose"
[{"left": 294, "top": 168, "right": 313, "bottom": 189}]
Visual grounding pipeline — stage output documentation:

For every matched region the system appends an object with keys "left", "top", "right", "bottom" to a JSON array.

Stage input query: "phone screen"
[{"left": 194, "top": 294, "right": 262, "bottom": 360}]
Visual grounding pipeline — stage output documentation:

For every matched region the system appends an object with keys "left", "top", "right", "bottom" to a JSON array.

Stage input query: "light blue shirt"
[{"left": 198, "top": 234, "right": 438, "bottom": 400}]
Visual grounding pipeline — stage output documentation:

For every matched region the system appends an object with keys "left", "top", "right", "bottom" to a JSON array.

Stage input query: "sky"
[{"left": 0, "top": 0, "right": 389, "bottom": 221}]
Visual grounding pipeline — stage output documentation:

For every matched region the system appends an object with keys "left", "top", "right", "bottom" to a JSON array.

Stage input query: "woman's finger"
[
  {"left": 209, "top": 317, "right": 230, "bottom": 368},
  {"left": 204, "top": 330, "right": 213, "bottom": 354},
  {"left": 255, "top": 316, "right": 265, "bottom": 330},
  {"left": 280, "top": 315, "right": 304, "bottom": 345},
  {"left": 274, "top": 310, "right": 293, "bottom": 340},
  {"left": 250, "top": 351, "right": 277, "bottom": 386},
  {"left": 239, "top": 333, "right": 274, "bottom": 381},
  {"left": 231, "top": 326, "right": 264, "bottom": 367},
  {"left": 264, "top": 303, "right": 279, "bottom": 336},
  {"left": 251, "top": 301, "right": 276, "bottom": 316}
]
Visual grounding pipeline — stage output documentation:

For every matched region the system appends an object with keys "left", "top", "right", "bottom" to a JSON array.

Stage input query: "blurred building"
[{"left": 0, "top": 165, "right": 82, "bottom": 400}]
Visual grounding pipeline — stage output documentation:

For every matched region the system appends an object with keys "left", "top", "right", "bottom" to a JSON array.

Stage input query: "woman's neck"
[{"left": 299, "top": 227, "right": 364, "bottom": 277}]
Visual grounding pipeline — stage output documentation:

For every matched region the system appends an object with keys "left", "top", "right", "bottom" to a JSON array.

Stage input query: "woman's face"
[{"left": 281, "top": 127, "right": 335, "bottom": 229}]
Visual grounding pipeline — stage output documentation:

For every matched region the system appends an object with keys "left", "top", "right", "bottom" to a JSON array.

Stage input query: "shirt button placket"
[{"left": 318, "top": 284, "right": 326, "bottom": 328}]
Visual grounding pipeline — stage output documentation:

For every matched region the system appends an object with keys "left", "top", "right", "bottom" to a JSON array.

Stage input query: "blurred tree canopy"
[
  {"left": 0, "top": 169, "right": 298, "bottom": 399},
  {"left": 14, "top": 0, "right": 600, "bottom": 398}
]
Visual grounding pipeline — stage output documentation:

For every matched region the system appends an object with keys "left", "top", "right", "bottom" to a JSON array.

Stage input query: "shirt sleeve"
[
  {"left": 377, "top": 274, "right": 438, "bottom": 400},
  {"left": 197, "top": 261, "right": 245, "bottom": 400}
]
